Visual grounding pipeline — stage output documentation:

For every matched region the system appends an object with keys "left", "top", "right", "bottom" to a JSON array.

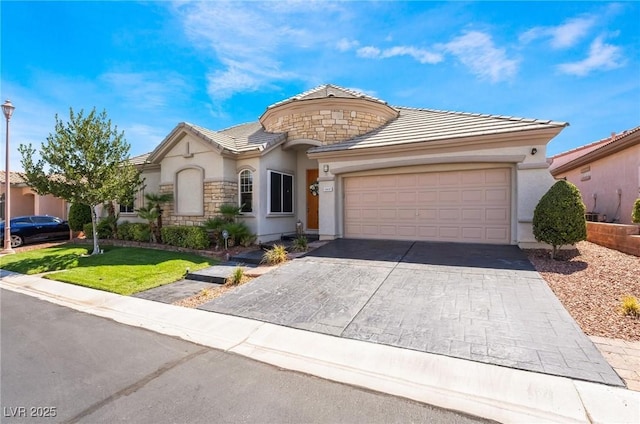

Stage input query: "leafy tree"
[
  {"left": 68, "top": 203, "right": 92, "bottom": 232},
  {"left": 533, "top": 180, "right": 587, "bottom": 259},
  {"left": 19, "top": 108, "right": 142, "bottom": 255},
  {"left": 633, "top": 198, "right": 640, "bottom": 224}
]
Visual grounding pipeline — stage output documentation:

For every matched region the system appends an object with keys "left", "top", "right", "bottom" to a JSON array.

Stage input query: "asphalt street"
[{"left": 0, "top": 289, "right": 490, "bottom": 424}]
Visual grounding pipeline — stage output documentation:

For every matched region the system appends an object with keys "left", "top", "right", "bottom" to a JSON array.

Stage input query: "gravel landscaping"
[{"left": 526, "top": 241, "right": 640, "bottom": 342}]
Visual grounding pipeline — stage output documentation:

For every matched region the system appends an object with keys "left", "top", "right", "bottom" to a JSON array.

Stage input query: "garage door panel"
[
  {"left": 462, "top": 227, "right": 483, "bottom": 240},
  {"left": 486, "top": 189, "right": 508, "bottom": 202},
  {"left": 439, "top": 227, "right": 460, "bottom": 239},
  {"left": 462, "top": 189, "right": 483, "bottom": 202},
  {"left": 417, "top": 191, "right": 437, "bottom": 202},
  {"left": 344, "top": 168, "right": 511, "bottom": 244},
  {"left": 439, "top": 191, "right": 460, "bottom": 203},
  {"left": 486, "top": 208, "right": 508, "bottom": 221},
  {"left": 486, "top": 228, "right": 508, "bottom": 241},
  {"left": 462, "top": 209, "right": 483, "bottom": 221}
]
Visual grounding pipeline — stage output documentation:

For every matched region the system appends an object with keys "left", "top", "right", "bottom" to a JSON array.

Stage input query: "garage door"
[{"left": 344, "top": 168, "right": 511, "bottom": 244}]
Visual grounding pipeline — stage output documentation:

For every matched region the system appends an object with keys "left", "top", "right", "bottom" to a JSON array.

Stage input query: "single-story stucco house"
[
  {"left": 549, "top": 125, "right": 640, "bottom": 225},
  {"left": 0, "top": 171, "right": 68, "bottom": 220},
  {"left": 126, "top": 84, "right": 567, "bottom": 247}
]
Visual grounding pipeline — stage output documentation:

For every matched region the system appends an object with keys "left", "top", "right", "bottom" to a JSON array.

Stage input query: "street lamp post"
[{"left": 2, "top": 99, "right": 15, "bottom": 253}]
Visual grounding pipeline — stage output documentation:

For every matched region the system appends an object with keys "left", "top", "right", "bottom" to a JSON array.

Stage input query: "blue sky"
[{"left": 1, "top": 1, "right": 639, "bottom": 172}]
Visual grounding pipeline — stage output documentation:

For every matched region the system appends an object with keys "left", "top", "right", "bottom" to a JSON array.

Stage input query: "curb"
[{"left": 1, "top": 271, "right": 638, "bottom": 424}]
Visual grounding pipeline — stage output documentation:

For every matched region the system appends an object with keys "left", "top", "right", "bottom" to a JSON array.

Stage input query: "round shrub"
[
  {"left": 632, "top": 198, "right": 640, "bottom": 224},
  {"left": 68, "top": 203, "right": 92, "bottom": 232},
  {"left": 533, "top": 180, "right": 587, "bottom": 259}
]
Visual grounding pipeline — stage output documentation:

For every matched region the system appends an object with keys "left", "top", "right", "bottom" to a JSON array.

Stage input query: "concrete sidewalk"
[{"left": 1, "top": 270, "right": 638, "bottom": 424}]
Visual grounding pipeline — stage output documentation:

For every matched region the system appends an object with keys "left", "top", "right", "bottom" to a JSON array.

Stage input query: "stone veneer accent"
[
  {"left": 160, "top": 181, "right": 238, "bottom": 226},
  {"left": 263, "top": 109, "right": 391, "bottom": 145}
]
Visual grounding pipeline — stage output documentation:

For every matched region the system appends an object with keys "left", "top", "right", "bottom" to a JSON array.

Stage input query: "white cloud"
[
  {"left": 336, "top": 38, "right": 359, "bottom": 52},
  {"left": 557, "top": 36, "right": 624, "bottom": 76},
  {"left": 520, "top": 16, "right": 596, "bottom": 49},
  {"left": 356, "top": 45, "right": 443, "bottom": 64},
  {"left": 441, "top": 31, "right": 518, "bottom": 82},
  {"left": 100, "top": 72, "right": 189, "bottom": 109},
  {"left": 171, "top": 1, "right": 347, "bottom": 100}
]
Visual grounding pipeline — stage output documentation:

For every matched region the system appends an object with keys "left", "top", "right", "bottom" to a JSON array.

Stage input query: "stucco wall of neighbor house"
[
  {"left": 36, "top": 193, "right": 67, "bottom": 219},
  {"left": 554, "top": 143, "right": 640, "bottom": 225},
  {"left": 313, "top": 139, "right": 554, "bottom": 245},
  {"left": 8, "top": 187, "right": 34, "bottom": 217}
]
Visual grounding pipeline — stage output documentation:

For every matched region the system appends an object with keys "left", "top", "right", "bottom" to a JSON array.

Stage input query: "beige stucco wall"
[
  {"left": 253, "top": 146, "right": 298, "bottom": 242},
  {"left": 554, "top": 143, "right": 640, "bottom": 225},
  {"left": 313, "top": 139, "right": 555, "bottom": 246}
]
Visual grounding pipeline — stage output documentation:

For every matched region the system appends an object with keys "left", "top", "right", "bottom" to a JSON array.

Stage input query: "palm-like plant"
[
  {"left": 136, "top": 205, "right": 160, "bottom": 242},
  {"left": 142, "top": 192, "right": 173, "bottom": 242}
]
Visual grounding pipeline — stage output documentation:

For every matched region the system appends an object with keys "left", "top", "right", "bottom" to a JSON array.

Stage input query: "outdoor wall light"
[
  {"left": 323, "top": 164, "right": 329, "bottom": 172},
  {"left": 531, "top": 148, "right": 538, "bottom": 155}
]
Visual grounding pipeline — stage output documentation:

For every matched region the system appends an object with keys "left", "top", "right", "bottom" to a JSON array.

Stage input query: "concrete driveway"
[{"left": 200, "top": 239, "right": 623, "bottom": 386}]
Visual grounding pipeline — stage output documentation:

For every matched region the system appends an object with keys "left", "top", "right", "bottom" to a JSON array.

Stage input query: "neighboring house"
[
  {"left": 0, "top": 171, "right": 68, "bottom": 220},
  {"left": 129, "top": 84, "right": 567, "bottom": 247},
  {"left": 549, "top": 126, "right": 640, "bottom": 225}
]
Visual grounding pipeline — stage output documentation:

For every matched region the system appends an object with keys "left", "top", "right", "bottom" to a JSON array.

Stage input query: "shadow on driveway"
[{"left": 307, "top": 238, "right": 536, "bottom": 271}]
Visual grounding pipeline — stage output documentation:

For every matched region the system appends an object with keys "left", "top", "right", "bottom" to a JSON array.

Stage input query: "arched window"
[{"left": 239, "top": 169, "right": 253, "bottom": 213}]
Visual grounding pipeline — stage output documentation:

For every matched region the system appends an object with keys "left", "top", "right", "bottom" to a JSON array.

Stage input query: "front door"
[{"left": 306, "top": 169, "right": 319, "bottom": 230}]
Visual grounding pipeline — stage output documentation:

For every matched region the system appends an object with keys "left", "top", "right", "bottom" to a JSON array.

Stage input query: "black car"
[{"left": 0, "top": 215, "right": 70, "bottom": 248}]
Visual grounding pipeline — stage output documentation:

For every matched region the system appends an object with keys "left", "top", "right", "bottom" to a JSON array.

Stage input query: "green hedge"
[
  {"left": 161, "top": 226, "right": 210, "bottom": 250},
  {"left": 83, "top": 220, "right": 113, "bottom": 239},
  {"left": 116, "top": 221, "right": 151, "bottom": 242},
  {"left": 68, "top": 203, "right": 92, "bottom": 232}
]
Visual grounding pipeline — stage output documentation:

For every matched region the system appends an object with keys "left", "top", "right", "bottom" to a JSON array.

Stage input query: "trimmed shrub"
[
  {"left": 131, "top": 223, "right": 151, "bottom": 242},
  {"left": 82, "top": 219, "right": 114, "bottom": 239},
  {"left": 116, "top": 221, "right": 133, "bottom": 240},
  {"left": 68, "top": 203, "right": 93, "bottom": 232},
  {"left": 161, "top": 226, "right": 210, "bottom": 250},
  {"left": 533, "top": 180, "right": 587, "bottom": 259},
  {"left": 632, "top": 198, "right": 640, "bottom": 224}
]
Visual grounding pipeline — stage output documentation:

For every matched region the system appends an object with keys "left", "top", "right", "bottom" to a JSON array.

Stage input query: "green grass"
[{"left": 1, "top": 244, "right": 217, "bottom": 295}]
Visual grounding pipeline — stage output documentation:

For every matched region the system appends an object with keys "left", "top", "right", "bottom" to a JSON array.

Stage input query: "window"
[
  {"left": 239, "top": 170, "right": 253, "bottom": 213},
  {"left": 580, "top": 166, "right": 591, "bottom": 182},
  {"left": 119, "top": 201, "right": 135, "bottom": 213},
  {"left": 269, "top": 171, "right": 293, "bottom": 214}
]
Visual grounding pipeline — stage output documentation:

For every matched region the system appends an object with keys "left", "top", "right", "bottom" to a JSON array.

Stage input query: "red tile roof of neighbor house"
[
  {"left": 0, "top": 171, "right": 28, "bottom": 185},
  {"left": 549, "top": 125, "right": 640, "bottom": 175}
]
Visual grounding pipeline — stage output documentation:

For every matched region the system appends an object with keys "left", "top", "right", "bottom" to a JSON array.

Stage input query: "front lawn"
[{"left": 1, "top": 245, "right": 217, "bottom": 295}]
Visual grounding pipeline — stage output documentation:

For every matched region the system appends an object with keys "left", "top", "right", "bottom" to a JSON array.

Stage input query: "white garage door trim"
[{"left": 344, "top": 168, "right": 511, "bottom": 244}]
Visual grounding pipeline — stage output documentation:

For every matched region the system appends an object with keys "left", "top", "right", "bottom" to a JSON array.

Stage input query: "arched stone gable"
[{"left": 260, "top": 97, "right": 399, "bottom": 145}]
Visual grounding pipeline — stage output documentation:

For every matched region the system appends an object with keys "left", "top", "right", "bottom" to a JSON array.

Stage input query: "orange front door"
[{"left": 306, "top": 169, "right": 319, "bottom": 230}]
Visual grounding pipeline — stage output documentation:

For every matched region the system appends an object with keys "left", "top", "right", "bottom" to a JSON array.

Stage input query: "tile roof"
[
  {"left": 550, "top": 125, "right": 640, "bottom": 175},
  {"left": 129, "top": 152, "right": 151, "bottom": 165},
  {"left": 266, "top": 84, "right": 388, "bottom": 110},
  {"left": 184, "top": 121, "right": 286, "bottom": 153},
  {"left": 309, "top": 107, "right": 568, "bottom": 153},
  {"left": 0, "top": 171, "right": 28, "bottom": 185}
]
